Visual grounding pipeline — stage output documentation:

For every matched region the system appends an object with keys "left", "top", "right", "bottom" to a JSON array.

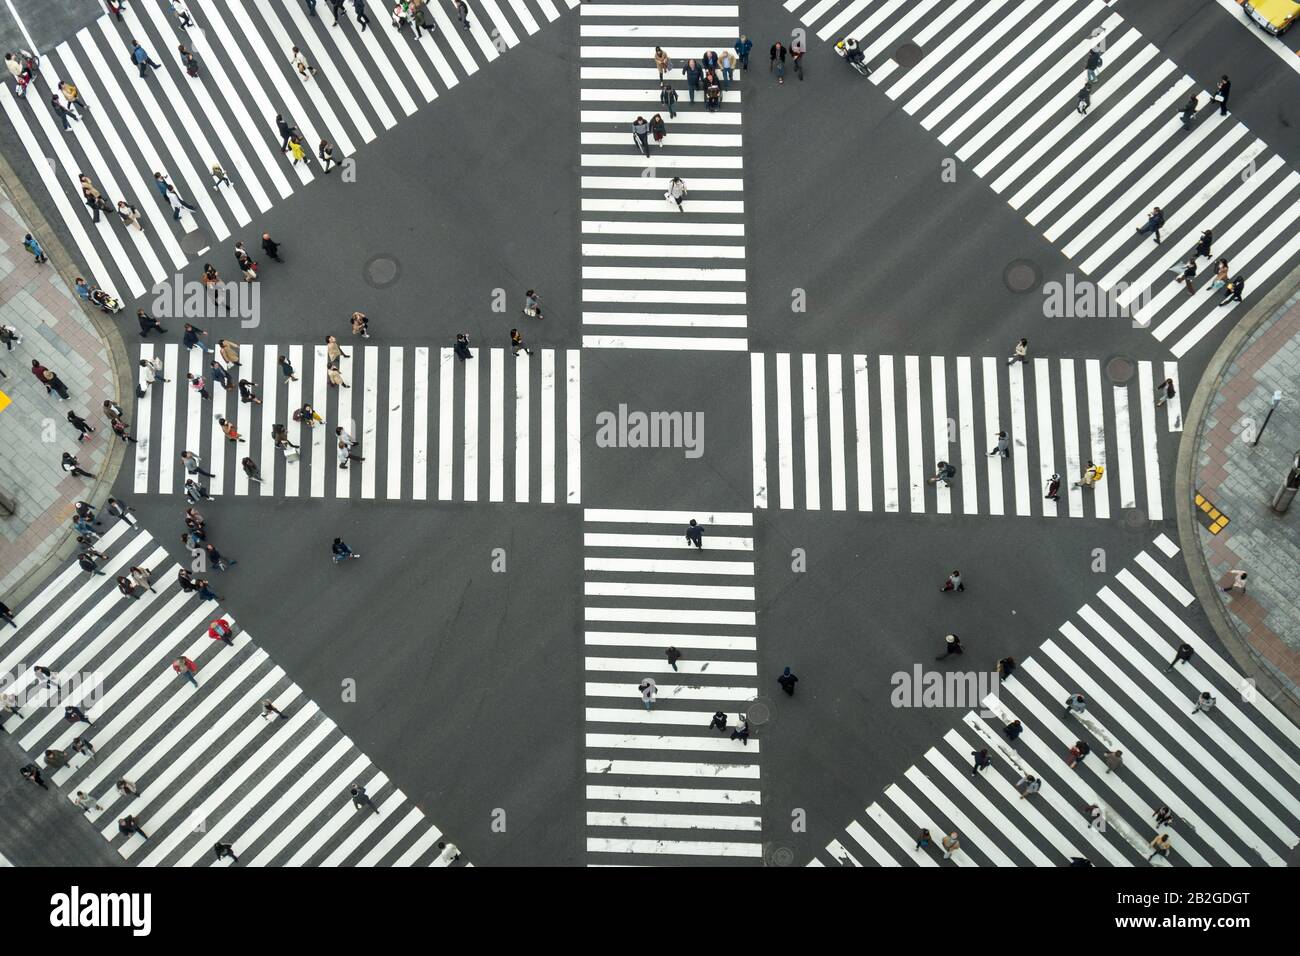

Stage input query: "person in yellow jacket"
[{"left": 1073, "top": 460, "right": 1104, "bottom": 489}]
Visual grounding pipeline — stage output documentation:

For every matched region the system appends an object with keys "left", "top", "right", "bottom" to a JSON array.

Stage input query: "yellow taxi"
[{"left": 1240, "top": 0, "right": 1300, "bottom": 35}]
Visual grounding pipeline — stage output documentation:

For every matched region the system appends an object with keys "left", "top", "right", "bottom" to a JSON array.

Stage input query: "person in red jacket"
[
  {"left": 172, "top": 656, "right": 198, "bottom": 687},
  {"left": 208, "top": 618, "right": 234, "bottom": 646}
]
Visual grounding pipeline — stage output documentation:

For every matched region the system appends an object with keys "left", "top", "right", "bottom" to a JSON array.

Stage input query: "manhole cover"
[
  {"left": 179, "top": 229, "right": 212, "bottom": 258},
  {"left": 364, "top": 254, "right": 401, "bottom": 289},
  {"left": 745, "top": 699, "right": 772, "bottom": 726},
  {"left": 1003, "top": 259, "right": 1041, "bottom": 294},
  {"left": 894, "top": 41, "right": 923, "bottom": 68},
  {"left": 1122, "top": 508, "right": 1148, "bottom": 529},
  {"left": 1105, "top": 356, "right": 1136, "bottom": 385},
  {"left": 767, "top": 845, "right": 795, "bottom": 867}
]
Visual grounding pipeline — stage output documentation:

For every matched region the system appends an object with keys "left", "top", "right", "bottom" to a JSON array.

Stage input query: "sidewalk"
[
  {"left": 0, "top": 189, "right": 123, "bottom": 603},
  {"left": 1182, "top": 268, "right": 1300, "bottom": 712}
]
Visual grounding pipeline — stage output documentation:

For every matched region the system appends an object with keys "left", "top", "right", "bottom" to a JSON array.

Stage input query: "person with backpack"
[
  {"left": 1085, "top": 47, "right": 1102, "bottom": 82},
  {"left": 1073, "top": 460, "right": 1104, "bottom": 489},
  {"left": 1218, "top": 274, "right": 1245, "bottom": 306},
  {"left": 1155, "top": 377, "right": 1176, "bottom": 406}
]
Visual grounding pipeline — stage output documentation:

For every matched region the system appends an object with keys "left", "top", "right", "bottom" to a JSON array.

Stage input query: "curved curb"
[
  {"left": 1175, "top": 260, "right": 1300, "bottom": 723},
  {"left": 0, "top": 151, "right": 132, "bottom": 606}
]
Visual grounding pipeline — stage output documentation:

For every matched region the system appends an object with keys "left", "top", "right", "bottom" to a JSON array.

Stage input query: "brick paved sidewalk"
[
  {"left": 0, "top": 192, "right": 120, "bottom": 601},
  {"left": 1192, "top": 287, "right": 1300, "bottom": 700}
]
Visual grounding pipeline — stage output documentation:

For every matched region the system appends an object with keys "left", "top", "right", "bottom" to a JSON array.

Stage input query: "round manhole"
[
  {"left": 894, "top": 41, "right": 923, "bottom": 69},
  {"left": 179, "top": 229, "right": 212, "bottom": 259},
  {"left": 767, "top": 845, "right": 796, "bottom": 867},
  {"left": 1105, "top": 356, "right": 1136, "bottom": 385},
  {"left": 364, "top": 254, "right": 401, "bottom": 289},
  {"left": 1122, "top": 508, "right": 1148, "bottom": 529},
  {"left": 745, "top": 699, "right": 772, "bottom": 726},
  {"left": 1003, "top": 259, "right": 1041, "bottom": 294}
]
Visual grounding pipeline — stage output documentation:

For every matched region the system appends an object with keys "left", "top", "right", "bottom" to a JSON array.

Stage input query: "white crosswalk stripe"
[
  {"left": 789, "top": 0, "right": 1300, "bottom": 359},
  {"left": 579, "top": 1, "right": 748, "bottom": 350},
  {"left": 583, "top": 508, "right": 762, "bottom": 864},
  {"left": 5, "top": 0, "right": 568, "bottom": 300},
  {"left": 806, "top": 538, "right": 1300, "bottom": 866},
  {"left": 0, "top": 526, "right": 464, "bottom": 866},
  {"left": 131, "top": 344, "right": 580, "bottom": 502},
  {"left": 752, "top": 353, "right": 1171, "bottom": 519}
]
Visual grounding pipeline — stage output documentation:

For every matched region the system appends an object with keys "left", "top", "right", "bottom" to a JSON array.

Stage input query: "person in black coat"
[{"left": 681, "top": 59, "right": 702, "bottom": 102}]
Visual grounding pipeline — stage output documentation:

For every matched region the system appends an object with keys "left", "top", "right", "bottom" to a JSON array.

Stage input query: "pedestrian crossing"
[
  {"left": 2, "top": 0, "right": 576, "bottom": 301},
  {"left": 0, "top": 523, "right": 466, "bottom": 866},
  {"left": 583, "top": 508, "right": 764, "bottom": 864},
  {"left": 131, "top": 342, "right": 582, "bottom": 502},
  {"left": 579, "top": 2, "right": 749, "bottom": 351},
  {"left": 751, "top": 352, "right": 1179, "bottom": 520},
  {"left": 787, "top": 0, "right": 1300, "bottom": 358},
  {"left": 807, "top": 534, "right": 1300, "bottom": 867}
]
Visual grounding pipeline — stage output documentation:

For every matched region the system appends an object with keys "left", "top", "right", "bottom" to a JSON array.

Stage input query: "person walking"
[
  {"left": 631, "top": 116, "right": 650, "bottom": 157},
  {"left": 67, "top": 410, "right": 96, "bottom": 442},
  {"left": 290, "top": 46, "right": 319, "bottom": 82},
  {"left": 777, "top": 666, "right": 798, "bottom": 696},
  {"left": 182, "top": 451, "right": 216, "bottom": 479},
  {"left": 914, "top": 828, "right": 932, "bottom": 852},
  {"left": 734, "top": 34, "right": 752, "bottom": 71},
  {"left": 1155, "top": 377, "right": 1176, "bottom": 407},
  {"left": 1166, "top": 642, "right": 1194, "bottom": 671},
  {"left": 187, "top": 372, "right": 212, "bottom": 401},
  {"left": 927, "top": 461, "right": 956, "bottom": 487},
  {"left": 209, "top": 162, "right": 232, "bottom": 190},
  {"left": 241, "top": 457, "right": 264, "bottom": 484},
  {"left": 337, "top": 441, "right": 364, "bottom": 469},
  {"left": 140, "top": 356, "right": 168, "bottom": 391},
  {"left": 971, "top": 749, "right": 991, "bottom": 775},
  {"left": 510, "top": 328, "right": 533, "bottom": 357},
  {"left": 63, "top": 452, "right": 95, "bottom": 479},
  {"left": 332, "top": 537, "right": 361, "bottom": 562},
  {"left": 1209, "top": 258, "right": 1229, "bottom": 291},
  {"left": 1103, "top": 749, "right": 1123, "bottom": 774},
  {"left": 178, "top": 44, "right": 200, "bottom": 77},
  {"left": 638, "top": 677, "right": 657, "bottom": 710},
  {"left": 154, "top": 172, "right": 197, "bottom": 217},
  {"left": 1004, "top": 719, "right": 1023, "bottom": 742},
  {"left": 21, "top": 764, "right": 49, "bottom": 790},
  {"left": 1190, "top": 690, "right": 1217, "bottom": 715},
  {"left": 172, "top": 656, "right": 199, "bottom": 687},
  {"left": 0, "top": 600, "right": 16, "bottom": 628},
  {"left": 653, "top": 46, "right": 671, "bottom": 79},
  {"left": 119, "top": 816, "right": 149, "bottom": 840},
  {"left": 1135, "top": 206, "right": 1164, "bottom": 244},
  {"left": 217, "top": 418, "right": 245, "bottom": 444},
  {"left": 110, "top": 417, "right": 138, "bottom": 443},
  {"left": 1044, "top": 472, "right": 1061, "bottom": 501},
  {"left": 130, "top": 565, "right": 156, "bottom": 593},
  {"left": 1177, "top": 93, "right": 1198, "bottom": 130},
  {"left": 1222, "top": 568, "right": 1247, "bottom": 594},
  {"left": 996, "top": 656, "right": 1016, "bottom": 681},
  {"left": 454, "top": 332, "right": 473, "bottom": 361},
  {"left": 64, "top": 705, "right": 92, "bottom": 726},
  {"left": 73, "top": 791, "right": 103, "bottom": 813},
  {"left": 1153, "top": 805, "right": 1174, "bottom": 828},
  {"left": 770, "top": 41, "right": 786, "bottom": 84},
  {"left": 22, "top": 233, "right": 48, "bottom": 263},
  {"left": 709, "top": 711, "right": 728, "bottom": 732},
  {"left": 1085, "top": 47, "right": 1102, "bottom": 82},
  {"left": 71, "top": 736, "right": 96, "bottom": 761},
  {"left": 354, "top": 0, "right": 372, "bottom": 31},
  {"left": 117, "top": 574, "right": 140, "bottom": 599},
  {"left": 1215, "top": 75, "right": 1230, "bottom": 116},
  {"left": 117, "top": 201, "right": 144, "bottom": 231},
  {"left": 666, "top": 646, "right": 681, "bottom": 672},
  {"left": 351, "top": 311, "right": 371, "bottom": 339},
  {"left": 277, "top": 355, "right": 298, "bottom": 385},
  {"left": 238, "top": 379, "right": 262, "bottom": 405},
  {"left": 682, "top": 58, "right": 702, "bottom": 103},
  {"left": 1194, "top": 228, "right": 1213, "bottom": 260},
  {"left": 684, "top": 518, "right": 704, "bottom": 549},
  {"left": 790, "top": 37, "right": 804, "bottom": 80},
  {"left": 1172, "top": 259, "right": 1196, "bottom": 295},
  {"left": 453, "top": 0, "right": 471, "bottom": 30},
  {"left": 988, "top": 430, "right": 1010, "bottom": 458},
  {"left": 650, "top": 113, "right": 666, "bottom": 149},
  {"left": 1148, "top": 833, "right": 1173, "bottom": 862},
  {"left": 437, "top": 841, "right": 461, "bottom": 864},
  {"left": 1073, "top": 460, "right": 1103, "bottom": 490},
  {"left": 941, "top": 831, "right": 960, "bottom": 860},
  {"left": 940, "top": 570, "right": 963, "bottom": 593},
  {"left": 351, "top": 782, "right": 380, "bottom": 814},
  {"left": 319, "top": 138, "right": 337, "bottom": 173},
  {"left": 660, "top": 80, "right": 678, "bottom": 119},
  {"left": 1062, "top": 693, "right": 1087, "bottom": 717},
  {"left": 666, "top": 176, "right": 687, "bottom": 212},
  {"left": 522, "top": 289, "right": 544, "bottom": 320},
  {"left": 329, "top": 0, "right": 346, "bottom": 23},
  {"left": 1007, "top": 337, "right": 1028, "bottom": 365},
  {"left": 213, "top": 842, "right": 239, "bottom": 863},
  {"left": 1218, "top": 274, "right": 1246, "bottom": 306},
  {"left": 1066, "top": 740, "right": 1090, "bottom": 768},
  {"left": 1016, "top": 774, "right": 1041, "bottom": 799},
  {"left": 936, "top": 634, "right": 963, "bottom": 659},
  {"left": 327, "top": 332, "right": 350, "bottom": 365},
  {"left": 730, "top": 714, "right": 750, "bottom": 745},
  {"left": 182, "top": 323, "right": 209, "bottom": 352},
  {"left": 327, "top": 366, "right": 350, "bottom": 389},
  {"left": 204, "top": 542, "right": 237, "bottom": 571},
  {"left": 116, "top": 778, "right": 139, "bottom": 798},
  {"left": 0, "top": 322, "right": 22, "bottom": 350},
  {"left": 261, "top": 699, "right": 288, "bottom": 720},
  {"left": 208, "top": 617, "right": 235, "bottom": 645}
]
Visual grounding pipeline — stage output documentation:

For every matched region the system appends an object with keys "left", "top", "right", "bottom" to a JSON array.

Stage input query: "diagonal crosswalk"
[
  {"left": 579, "top": 2, "right": 749, "bottom": 351},
  {"left": 583, "top": 508, "right": 764, "bottom": 864},
  {"left": 806, "top": 534, "right": 1300, "bottom": 867},
  {"left": 3, "top": 0, "right": 576, "bottom": 300},
  {"left": 0, "top": 524, "right": 466, "bottom": 866},
  {"left": 787, "top": 0, "right": 1300, "bottom": 358},
  {"left": 130, "top": 342, "right": 582, "bottom": 502},
  {"left": 751, "top": 352, "right": 1179, "bottom": 519}
]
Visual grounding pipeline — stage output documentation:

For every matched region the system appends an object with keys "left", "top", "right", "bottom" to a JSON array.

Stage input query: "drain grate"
[
  {"left": 894, "top": 41, "right": 923, "bottom": 68},
  {"left": 1003, "top": 259, "right": 1041, "bottom": 294},
  {"left": 363, "top": 253, "right": 401, "bottom": 289}
]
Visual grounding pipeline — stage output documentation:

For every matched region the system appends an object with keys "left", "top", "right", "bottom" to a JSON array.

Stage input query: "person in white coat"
[{"left": 639, "top": 678, "right": 657, "bottom": 710}]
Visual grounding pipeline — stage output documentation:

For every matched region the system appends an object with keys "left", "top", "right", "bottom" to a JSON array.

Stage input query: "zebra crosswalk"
[
  {"left": 3, "top": 0, "right": 575, "bottom": 301},
  {"left": 751, "top": 352, "right": 1178, "bottom": 520},
  {"left": 807, "top": 534, "right": 1300, "bottom": 867},
  {"left": 0, "top": 523, "right": 464, "bottom": 866},
  {"left": 579, "top": 2, "right": 749, "bottom": 351},
  {"left": 583, "top": 508, "right": 763, "bottom": 864},
  {"left": 131, "top": 342, "right": 582, "bottom": 502},
  {"left": 787, "top": 0, "right": 1300, "bottom": 358}
]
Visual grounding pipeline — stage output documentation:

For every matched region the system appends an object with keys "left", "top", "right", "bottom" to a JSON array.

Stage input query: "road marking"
[{"left": 802, "top": 353, "right": 821, "bottom": 511}]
